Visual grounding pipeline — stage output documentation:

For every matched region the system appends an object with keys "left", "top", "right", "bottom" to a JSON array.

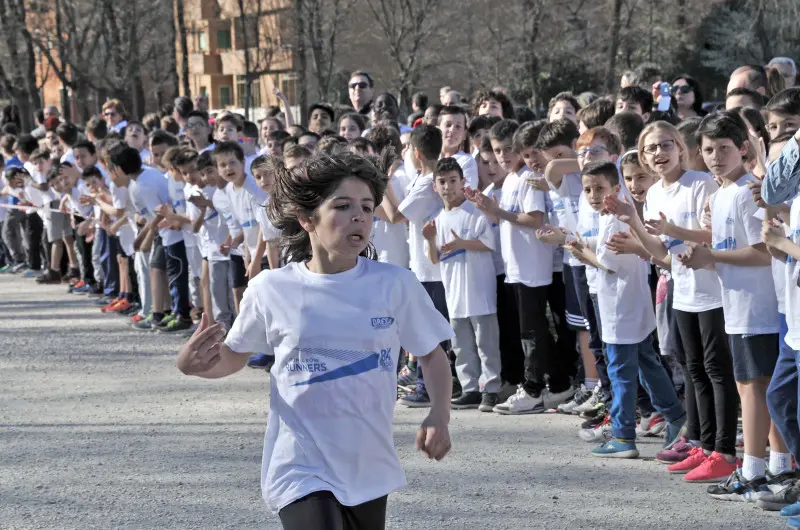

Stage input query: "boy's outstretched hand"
[
  {"left": 177, "top": 313, "right": 226, "bottom": 375},
  {"left": 416, "top": 413, "right": 451, "bottom": 461},
  {"left": 603, "top": 194, "right": 636, "bottom": 224}
]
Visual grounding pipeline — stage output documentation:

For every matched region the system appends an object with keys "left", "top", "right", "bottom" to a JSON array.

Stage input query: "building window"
[
  {"left": 200, "top": 86, "right": 208, "bottom": 96},
  {"left": 199, "top": 32, "right": 207, "bottom": 52},
  {"left": 217, "top": 29, "right": 232, "bottom": 50},
  {"left": 220, "top": 86, "right": 232, "bottom": 107},
  {"left": 280, "top": 75, "right": 297, "bottom": 106},
  {"left": 236, "top": 77, "right": 262, "bottom": 108}
]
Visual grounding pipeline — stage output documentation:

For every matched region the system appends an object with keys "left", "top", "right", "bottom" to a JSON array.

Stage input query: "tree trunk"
[
  {"left": 295, "top": 0, "right": 308, "bottom": 125},
  {"left": 175, "top": 0, "right": 191, "bottom": 97},
  {"left": 605, "top": 0, "right": 623, "bottom": 92}
]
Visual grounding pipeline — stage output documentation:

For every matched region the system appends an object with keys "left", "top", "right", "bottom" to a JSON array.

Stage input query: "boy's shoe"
[
  {"left": 667, "top": 447, "right": 707, "bottom": 474},
  {"left": 9, "top": 262, "right": 27, "bottom": 273},
  {"left": 72, "top": 283, "right": 95, "bottom": 295},
  {"left": 492, "top": 387, "right": 544, "bottom": 415},
  {"left": 0, "top": 264, "right": 10, "bottom": 273},
  {"left": 579, "top": 413, "right": 612, "bottom": 442},
  {"left": 580, "top": 404, "right": 608, "bottom": 429},
  {"left": 479, "top": 392, "right": 499, "bottom": 412},
  {"left": 451, "top": 391, "right": 481, "bottom": 410},
  {"left": 397, "top": 366, "right": 416, "bottom": 387},
  {"left": 68, "top": 280, "right": 85, "bottom": 293},
  {"left": 591, "top": 438, "right": 639, "bottom": 459},
  {"left": 100, "top": 298, "right": 122, "bottom": 313},
  {"left": 153, "top": 313, "right": 176, "bottom": 331},
  {"left": 756, "top": 472, "right": 800, "bottom": 511},
  {"left": 63, "top": 268, "right": 80, "bottom": 282},
  {"left": 132, "top": 314, "right": 156, "bottom": 330},
  {"left": 543, "top": 386, "right": 575, "bottom": 410},
  {"left": 684, "top": 451, "right": 740, "bottom": 483},
  {"left": 246, "top": 353, "right": 275, "bottom": 370},
  {"left": 118, "top": 302, "right": 141, "bottom": 316},
  {"left": 452, "top": 376, "right": 462, "bottom": 399},
  {"left": 573, "top": 385, "right": 604, "bottom": 416},
  {"left": 94, "top": 295, "right": 116, "bottom": 306},
  {"left": 23, "top": 269, "right": 43, "bottom": 278},
  {"left": 36, "top": 270, "right": 62, "bottom": 284},
  {"left": 497, "top": 381, "right": 518, "bottom": 403},
  {"left": 782, "top": 501, "right": 800, "bottom": 517},
  {"left": 635, "top": 413, "right": 666, "bottom": 437},
  {"left": 157, "top": 318, "right": 194, "bottom": 333},
  {"left": 109, "top": 299, "right": 133, "bottom": 314},
  {"left": 398, "top": 391, "right": 431, "bottom": 408},
  {"left": 655, "top": 437, "right": 695, "bottom": 464},
  {"left": 190, "top": 307, "right": 203, "bottom": 323},
  {"left": 707, "top": 469, "right": 770, "bottom": 502},
  {"left": 663, "top": 414, "right": 686, "bottom": 448},
  {"left": 130, "top": 313, "right": 146, "bottom": 325},
  {"left": 557, "top": 385, "right": 592, "bottom": 414}
]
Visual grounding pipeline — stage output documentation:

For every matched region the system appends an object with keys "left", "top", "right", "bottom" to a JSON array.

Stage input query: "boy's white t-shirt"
[
  {"left": 398, "top": 172, "right": 442, "bottom": 282},
  {"left": 224, "top": 257, "right": 453, "bottom": 513},
  {"left": 434, "top": 201, "right": 497, "bottom": 318},
  {"left": 785, "top": 201, "right": 800, "bottom": 349},
  {"left": 499, "top": 170, "right": 553, "bottom": 288},
  {"left": 225, "top": 174, "right": 269, "bottom": 257},
  {"left": 254, "top": 199, "right": 280, "bottom": 243},
  {"left": 111, "top": 185, "right": 136, "bottom": 256},
  {"left": 595, "top": 202, "right": 656, "bottom": 344},
  {"left": 451, "top": 151, "right": 479, "bottom": 190},
  {"left": 644, "top": 170, "right": 722, "bottom": 312},
  {"left": 710, "top": 174, "right": 778, "bottom": 335},
  {"left": 68, "top": 181, "right": 95, "bottom": 218},
  {"left": 210, "top": 186, "right": 243, "bottom": 258},
  {"left": 128, "top": 167, "right": 183, "bottom": 246},
  {"left": 372, "top": 168, "right": 410, "bottom": 268},
  {"left": 548, "top": 172, "right": 583, "bottom": 266},
  {"left": 577, "top": 192, "right": 601, "bottom": 293},
  {"left": 482, "top": 182, "right": 504, "bottom": 275},
  {"left": 167, "top": 174, "right": 196, "bottom": 249}
]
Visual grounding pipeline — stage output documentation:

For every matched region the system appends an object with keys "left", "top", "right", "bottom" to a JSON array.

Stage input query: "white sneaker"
[
  {"left": 579, "top": 415, "right": 612, "bottom": 442},
  {"left": 635, "top": 413, "right": 666, "bottom": 437},
  {"left": 544, "top": 386, "right": 575, "bottom": 410},
  {"left": 493, "top": 386, "right": 545, "bottom": 415},
  {"left": 573, "top": 385, "right": 603, "bottom": 415},
  {"left": 557, "top": 385, "right": 591, "bottom": 414},
  {"left": 497, "top": 381, "right": 518, "bottom": 403}
]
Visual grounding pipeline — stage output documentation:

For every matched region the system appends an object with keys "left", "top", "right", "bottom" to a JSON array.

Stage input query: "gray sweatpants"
[
  {"left": 2, "top": 209, "right": 25, "bottom": 264},
  {"left": 134, "top": 251, "right": 151, "bottom": 317},
  {"left": 209, "top": 259, "right": 235, "bottom": 330},
  {"left": 451, "top": 313, "right": 502, "bottom": 394},
  {"left": 92, "top": 228, "right": 104, "bottom": 285}
]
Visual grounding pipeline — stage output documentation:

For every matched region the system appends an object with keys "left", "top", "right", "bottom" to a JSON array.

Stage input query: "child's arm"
[
  {"left": 762, "top": 132, "right": 800, "bottom": 206},
  {"left": 645, "top": 210, "right": 712, "bottom": 246},
  {"left": 604, "top": 194, "right": 669, "bottom": 261},
  {"left": 191, "top": 205, "right": 207, "bottom": 233},
  {"left": 763, "top": 219, "right": 792, "bottom": 263},
  {"left": 441, "top": 229, "right": 492, "bottom": 254},
  {"left": 543, "top": 159, "right": 580, "bottom": 190},
  {"left": 466, "top": 187, "right": 543, "bottom": 229},
  {"left": 605, "top": 230, "right": 652, "bottom": 261},
  {"left": 266, "top": 241, "right": 280, "bottom": 270},
  {"left": 378, "top": 182, "right": 407, "bottom": 223},
  {"left": 272, "top": 87, "right": 295, "bottom": 126},
  {"left": 248, "top": 231, "right": 266, "bottom": 278},
  {"left": 107, "top": 216, "right": 128, "bottom": 236},
  {"left": 422, "top": 221, "right": 440, "bottom": 264},
  {"left": 565, "top": 239, "right": 612, "bottom": 272}
]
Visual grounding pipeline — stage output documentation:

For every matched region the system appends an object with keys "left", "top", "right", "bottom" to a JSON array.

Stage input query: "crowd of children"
[{"left": 2, "top": 61, "right": 800, "bottom": 525}]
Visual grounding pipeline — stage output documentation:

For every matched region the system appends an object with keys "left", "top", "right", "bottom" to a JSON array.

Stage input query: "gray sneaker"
[
  {"left": 755, "top": 472, "right": 800, "bottom": 511},
  {"left": 557, "top": 385, "right": 592, "bottom": 414},
  {"left": 573, "top": 385, "right": 603, "bottom": 415},
  {"left": 543, "top": 386, "right": 574, "bottom": 410}
]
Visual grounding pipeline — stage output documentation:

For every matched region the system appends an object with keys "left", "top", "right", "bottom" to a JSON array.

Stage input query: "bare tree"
[
  {"left": 304, "top": 0, "right": 357, "bottom": 101},
  {"left": 175, "top": 0, "right": 191, "bottom": 97},
  {"left": 0, "top": 0, "right": 40, "bottom": 129},
  {"left": 236, "top": 0, "right": 283, "bottom": 119}
]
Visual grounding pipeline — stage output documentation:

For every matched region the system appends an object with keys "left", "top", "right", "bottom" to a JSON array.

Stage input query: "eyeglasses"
[
  {"left": 671, "top": 85, "right": 693, "bottom": 95},
  {"left": 643, "top": 139, "right": 676, "bottom": 155},
  {"left": 185, "top": 122, "right": 206, "bottom": 130},
  {"left": 349, "top": 82, "right": 369, "bottom": 90},
  {"left": 577, "top": 146, "right": 608, "bottom": 158}
]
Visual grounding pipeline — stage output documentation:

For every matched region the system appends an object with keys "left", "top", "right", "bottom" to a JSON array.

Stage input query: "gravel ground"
[{"left": 0, "top": 275, "right": 787, "bottom": 530}]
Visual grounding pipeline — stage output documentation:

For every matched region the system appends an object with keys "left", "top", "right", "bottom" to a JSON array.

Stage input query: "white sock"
[
  {"left": 585, "top": 378, "right": 599, "bottom": 389},
  {"left": 742, "top": 454, "right": 766, "bottom": 480},
  {"left": 769, "top": 451, "right": 793, "bottom": 475}
]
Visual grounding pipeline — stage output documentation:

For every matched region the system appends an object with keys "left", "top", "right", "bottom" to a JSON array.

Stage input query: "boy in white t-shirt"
[
  {"left": 468, "top": 119, "right": 571, "bottom": 414},
  {"left": 568, "top": 161, "right": 684, "bottom": 459},
  {"left": 680, "top": 112, "right": 791, "bottom": 500},
  {"left": 423, "top": 157, "right": 501, "bottom": 412}
]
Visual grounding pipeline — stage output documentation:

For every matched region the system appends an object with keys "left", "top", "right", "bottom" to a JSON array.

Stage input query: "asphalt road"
[{"left": 0, "top": 275, "right": 786, "bottom": 529}]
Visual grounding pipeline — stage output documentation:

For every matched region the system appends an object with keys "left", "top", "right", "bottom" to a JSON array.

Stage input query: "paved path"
[{"left": 0, "top": 275, "right": 784, "bottom": 529}]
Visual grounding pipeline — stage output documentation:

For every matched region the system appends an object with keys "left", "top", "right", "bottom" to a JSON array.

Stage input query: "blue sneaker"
[
  {"left": 591, "top": 438, "right": 640, "bottom": 459},
  {"left": 247, "top": 353, "right": 275, "bottom": 370},
  {"left": 782, "top": 502, "right": 800, "bottom": 517},
  {"left": 664, "top": 414, "right": 686, "bottom": 448},
  {"left": 398, "top": 390, "right": 431, "bottom": 408},
  {"left": 23, "top": 269, "right": 42, "bottom": 278},
  {"left": 788, "top": 516, "right": 800, "bottom": 528}
]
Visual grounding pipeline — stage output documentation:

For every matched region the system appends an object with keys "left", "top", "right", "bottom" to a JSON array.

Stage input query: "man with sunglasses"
[
  {"left": 101, "top": 99, "right": 128, "bottom": 133},
  {"left": 348, "top": 71, "right": 374, "bottom": 116}
]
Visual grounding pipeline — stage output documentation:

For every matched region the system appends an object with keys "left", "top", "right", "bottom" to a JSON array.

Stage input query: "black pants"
[
  {"left": 279, "top": 491, "right": 387, "bottom": 530},
  {"left": 165, "top": 239, "right": 191, "bottom": 320},
  {"left": 23, "top": 212, "right": 44, "bottom": 270},
  {"left": 547, "top": 271, "right": 578, "bottom": 385},
  {"left": 674, "top": 308, "right": 738, "bottom": 455},
  {"left": 74, "top": 220, "right": 95, "bottom": 283},
  {"left": 574, "top": 268, "right": 611, "bottom": 392},
  {"left": 416, "top": 280, "right": 452, "bottom": 393},
  {"left": 497, "top": 275, "right": 524, "bottom": 385},
  {"left": 511, "top": 282, "right": 567, "bottom": 396}
]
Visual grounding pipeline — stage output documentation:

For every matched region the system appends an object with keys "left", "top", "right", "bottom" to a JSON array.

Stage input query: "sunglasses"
[
  {"left": 671, "top": 85, "right": 693, "bottom": 95},
  {"left": 349, "top": 82, "right": 369, "bottom": 90},
  {"left": 103, "top": 110, "right": 118, "bottom": 117}
]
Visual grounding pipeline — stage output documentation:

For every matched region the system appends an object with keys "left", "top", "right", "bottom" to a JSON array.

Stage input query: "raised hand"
[
  {"left": 603, "top": 194, "right": 636, "bottom": 225},
  {"left": 422, "top": 220, "right": 437, "bottom": 241},
  {"left": 644, "top": 212, "right": 671, "bottom": 236},
  {"left": 176, "top": 313, "right": 226, "bottom": 375},
  {"left": 762, "top": 218, "right": 787, "bottom": 247},
  {"left": 416, "top": 413, "right": 451, "bottom": 461},
  {"left": 527, "top": 176, "right": 550, "bottom": 192},
  {"left": 606, "top": 231, "right": 638, "bottom": 255}
]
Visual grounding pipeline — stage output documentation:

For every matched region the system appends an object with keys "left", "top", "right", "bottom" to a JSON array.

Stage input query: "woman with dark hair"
[
  {"left": 671, "top": 75, "right": 706, "bottom": 120},
  {"left": 176, "top": 152, "right": 453, "bottom": 529},
  {"left": 471, "top": 89, "right": 515, "bottom": 119}
]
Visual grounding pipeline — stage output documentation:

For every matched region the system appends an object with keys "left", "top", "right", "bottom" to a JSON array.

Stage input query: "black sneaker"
[
  {"left": 118, "top": 302, "right": 142, "bottom": 317},
  {"left": 36, "top": 269, "right": 62, "bottom": 284},
  {"left": 707, "top": 469, "right": 769, "bottom": 502},
  {"left": 398, "top": 391, "right": 431, "bottom": 408},
  {"left": 756, "top": 471, "right": 800, "bottom": 511},
  {"left": 479, "top": 392, "right": 499, "bottom": 412},
  {"left": 93, "top": 295, "right": 115, "bottom": 306},
  {"left": 451, "top": 391, "right": 481, "bottom": 409},
  {"left": 580, "top": 401, "right": 608, "bottom": 420},
  {"left": 452, "top": 376, "right": 462, "bottom": 399}
]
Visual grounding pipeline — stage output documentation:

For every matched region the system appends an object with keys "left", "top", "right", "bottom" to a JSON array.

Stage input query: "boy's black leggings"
[{"left": 23, "top": 212, "right": 44, "bottom": 270}]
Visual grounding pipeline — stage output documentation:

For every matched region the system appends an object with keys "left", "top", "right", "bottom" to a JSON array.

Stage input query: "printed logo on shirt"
[
  {"left": 580, "top": 229, "right": 599, "bottom": 238},
  {"left": 725, "top": 217, "right": 735, "bottom": 225},
  {"left": 379, "top": 348, "right": 393, "bottom": 372},
  {"left": 290, "top": 347, "right": 387, "bottom": 386},
  {"left": 371, "top": 316, "right": 395, "bottom": 329},
  {"left": 712, "top": 237, "right": 737, "bottom": 251},
  {"left": 286, "top": 357, "right": 328, "bottom": 373},
  {"left": 680, "top": 211, "right": 696, "bottom": 220}
]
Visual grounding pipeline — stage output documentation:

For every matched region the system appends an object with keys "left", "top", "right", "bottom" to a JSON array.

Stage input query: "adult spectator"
[
  {"left": 348, "top": 71, "right": 374, "bottom": 115},
  {"left": 193, "top": 94, "right": 209, "bottom": 114},
  {"left": 671, "top": 74, "right": 706, "bottom": 120},
  {"left": 102, "top": 99, "right": 128, "bottom": 133},
  {"left": 370, "top": 92, "right": 411, "bottom": 134},
  {"left": 727, "top": 65, "right": 768, "bottom": 95},
  {"left": 439, "top": 86, "right": 452, "bottom": 104},
  {"left": 43, "top": 105, "right": 60, "bottom": 122},
  {"left": 725, "top": 87, "right": 767, "bottom": 110},
  {"left": 768, "top": 57, "right": 797, "bottom": 87},
  {"left": 31, "top": 109, "right": 47, "bottom": 139},
  {"left": 407, "top": 91, "right": 428, "bottom": 126},
  {"left": 173, "top": 96, "right": 194, "bottom": 134}
]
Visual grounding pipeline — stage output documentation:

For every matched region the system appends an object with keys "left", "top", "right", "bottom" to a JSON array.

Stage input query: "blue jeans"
[
  {"left": 97, "top": 229, "right": 119, "bottom": 297},
  {"left": 164, "top": 240, "right": 190, "bottom": 320},
  {"left": 767, "top": 313, "right": 800, "bottom": 460},
  {"left": 606, "top": 335, "right": 684, "bottom": 440}
]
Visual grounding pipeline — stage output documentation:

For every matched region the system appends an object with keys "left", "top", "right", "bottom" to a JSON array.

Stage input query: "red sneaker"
[
  {"left": 109, "top": 299, "right": 132, "bottom": 313},
  {"left": 101, "top": 298, "right": 122, "bottom": 313},
  {"left": 130, "top": 314, "right": 145, "bottom": 324},
  {"left": 667, "top": 446, "right": 707, "bottom": 474},
  {"left": 684, "top": 451, "right": 740, "bottom": 483},
  {"left": 73, "top": 280, "right": 85, "bottom": 289}
]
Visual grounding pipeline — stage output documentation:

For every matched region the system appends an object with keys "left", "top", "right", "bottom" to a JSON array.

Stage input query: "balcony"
[{"left": 188, "top": 53, "right": 223, "bottom": 75}]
